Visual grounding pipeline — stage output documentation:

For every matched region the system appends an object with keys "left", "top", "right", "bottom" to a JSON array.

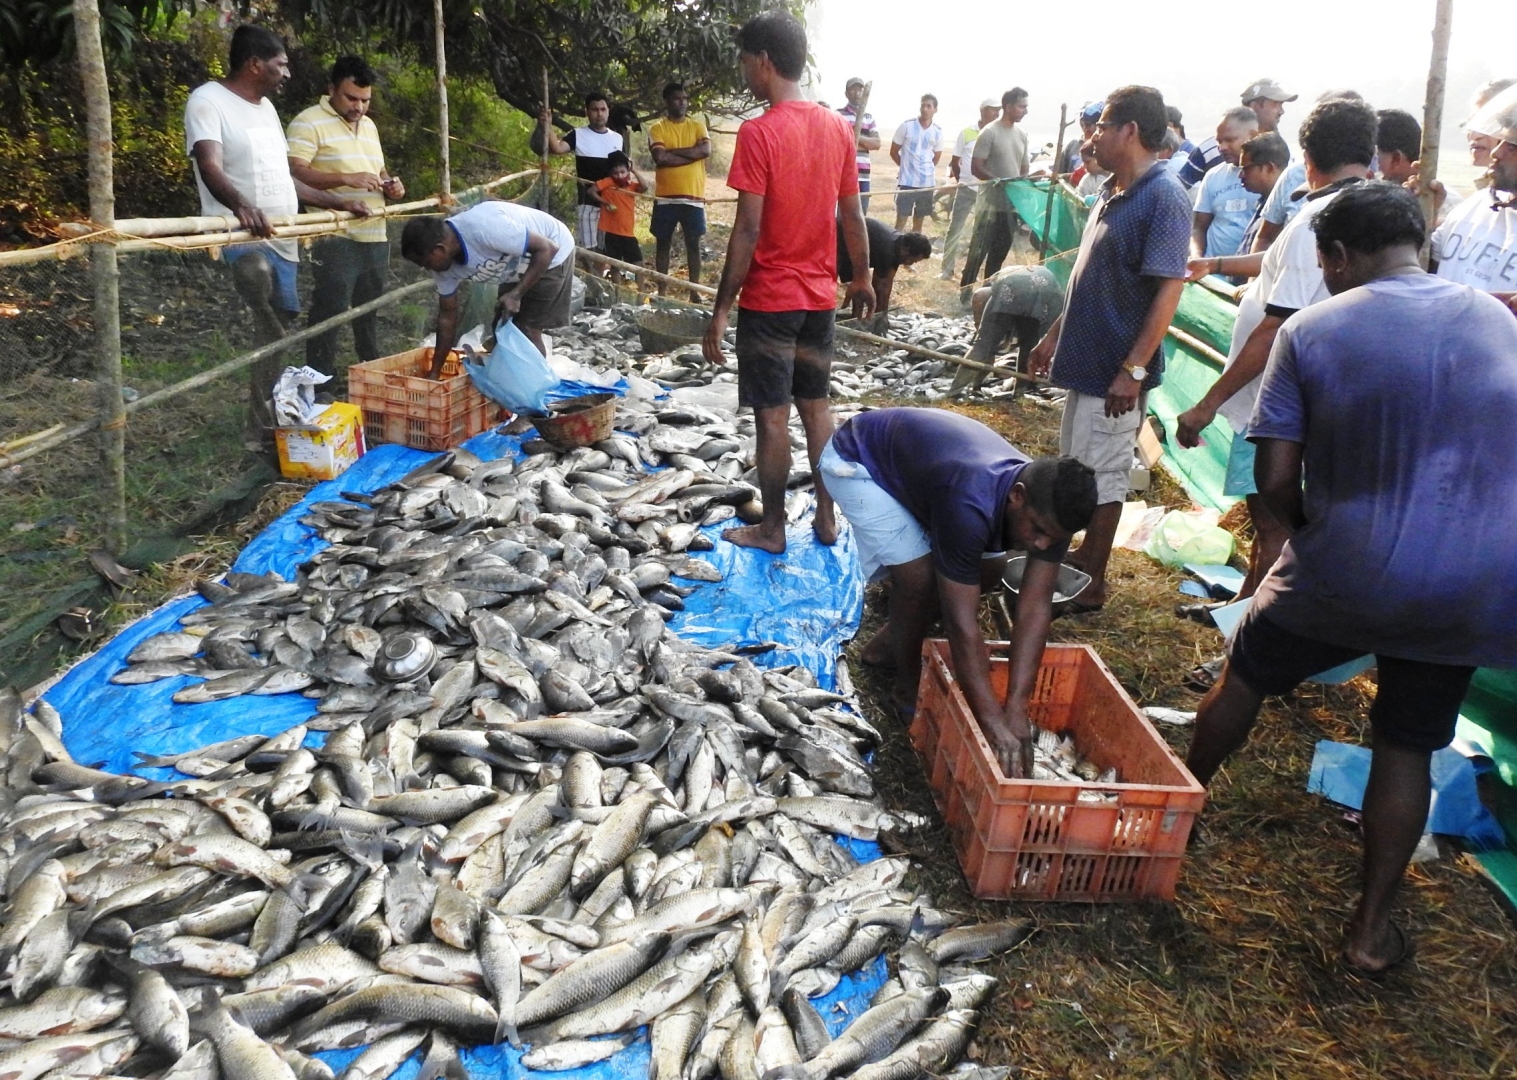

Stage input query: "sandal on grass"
[{"left": 1184, "top": 656, "right": 1226, "bottom": 691}]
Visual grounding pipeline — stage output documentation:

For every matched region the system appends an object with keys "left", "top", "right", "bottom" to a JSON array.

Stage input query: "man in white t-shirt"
[
  {"left": 183, "top": 25, "right": 373, "bottom": 449},
  {"left": 1431, "top": 84, "right": 1517, "bottom": 310},
  {"left": 1172, "top": 99, "right": 1376, "bottom": 689},
  {"left": 400, "top": 202, "right": 576, "bottom": 377},
  {"left": 536, "top": 92, "right": 624, "bottom": 250},
  {"left": 890, "top": 95, "right": 943, "bottom": 233},
  {"left": 940, "top": 99, "right": 999, "bottom": 281}
]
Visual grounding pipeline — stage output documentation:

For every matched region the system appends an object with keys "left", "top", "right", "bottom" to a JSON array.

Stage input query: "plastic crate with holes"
[
  {"left": 908, "top": 640, "right": 1205, "bottom": 901},
  {"left": 346, "top": 348, "right": 503, "bottom": 452}
]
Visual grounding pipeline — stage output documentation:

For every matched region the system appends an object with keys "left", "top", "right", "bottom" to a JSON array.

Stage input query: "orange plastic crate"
[
  {"left": 346, "top": 348, "right": 503, "bottom": 452},
  {"left": 908, "top": 640, "right": 1205, "bottom": 902}
]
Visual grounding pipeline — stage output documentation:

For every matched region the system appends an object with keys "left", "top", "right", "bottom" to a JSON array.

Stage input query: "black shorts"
[
  {"left": 650, "top": 203, "right": 707, "bottom": 241},
  {"left": 511, "top": 260, "right": 574, "bottom": 330},
  {"left": 734, "top": 307, "right": 835, "bottom": 410},
  {"left": 601, "top": 233, "right": 643, "bottom": 265},
  {"left": 1227, "top": 608, "right": 1476, "bottom": 752},
  {"left": 895, "top": 186, "right": 934, "bottom": 219}
]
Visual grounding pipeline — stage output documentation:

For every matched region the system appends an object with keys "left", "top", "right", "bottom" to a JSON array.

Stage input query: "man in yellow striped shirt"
[{"left": 287, "top": 56, "right": 405, "bottom": 374}]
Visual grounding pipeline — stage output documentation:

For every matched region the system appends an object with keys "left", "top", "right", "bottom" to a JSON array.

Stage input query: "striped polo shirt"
[{"left": 286, "top": 97, "right": 388, "bottom": 242}]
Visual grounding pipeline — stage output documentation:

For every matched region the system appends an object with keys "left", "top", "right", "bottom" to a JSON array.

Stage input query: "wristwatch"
[{"left": 1124, "top": 364, "right": 1148, "bottom": 381}]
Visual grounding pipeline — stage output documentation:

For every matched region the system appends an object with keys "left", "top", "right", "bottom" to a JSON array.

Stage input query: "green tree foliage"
[
  {"left": 278, "top": 0, "right": 810, "bottom": 122},
  {"left": 0, "top": 0, "right": 181, "bottom": 66}
]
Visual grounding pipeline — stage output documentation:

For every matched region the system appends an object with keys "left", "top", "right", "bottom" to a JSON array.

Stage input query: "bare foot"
[
  {"left": 812, "top": 506, "right": 838, "bottom": 546},
  {"left": 1343, "top": 920, "right": 1413, "bottom": 975},
  {"left": 859, "top": 625, "right": 894, "bottom": 667},
  {"left": 723, "top": 524, "right": 786, "bottom": 554},
  {"left": 1066, "top": 579, "right": 1107, "bottom": 611}
]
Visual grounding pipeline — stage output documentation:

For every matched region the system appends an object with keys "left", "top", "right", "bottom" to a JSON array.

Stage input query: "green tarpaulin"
[{"left": 1004, "top": 179, "right": 1517, "bottom": 895}]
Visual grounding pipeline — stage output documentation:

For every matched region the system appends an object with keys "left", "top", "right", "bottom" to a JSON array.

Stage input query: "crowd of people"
[{"left": 184, "top": 14, "right": 1517, "bottom": 980}]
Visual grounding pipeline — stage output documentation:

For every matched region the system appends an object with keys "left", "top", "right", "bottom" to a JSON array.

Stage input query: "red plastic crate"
[
  {"left": 347, "top": 348, "right": 503, "bottom": 452},
  {"left": 908, "top": 640, "right": 1205, "bottom": 902}
]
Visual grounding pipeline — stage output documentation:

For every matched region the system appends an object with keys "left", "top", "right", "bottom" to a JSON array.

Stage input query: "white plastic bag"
[{"left": 462, "top": 318, "right": 559, "bottom": 416}]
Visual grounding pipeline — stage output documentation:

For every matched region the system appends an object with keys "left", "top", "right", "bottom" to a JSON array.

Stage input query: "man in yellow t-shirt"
[
  {"left": 647, "top": 82, "right": 711, "bottom": 298},
  {"left": 286, "top": 56, "right": 405, "bottom": 373}
]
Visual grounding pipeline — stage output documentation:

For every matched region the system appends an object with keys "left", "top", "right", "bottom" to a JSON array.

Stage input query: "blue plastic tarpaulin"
[
  {"left": 1307, "top": 740, "right": 1508, "bottom": 850},
  {"left": 38, "top": 425, "right": 878, "bottom": 1080}
]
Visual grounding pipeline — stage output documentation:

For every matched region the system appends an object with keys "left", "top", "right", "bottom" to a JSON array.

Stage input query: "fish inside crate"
[{"left": 908, "top": 640, "right": 1206, "bottom": 902}]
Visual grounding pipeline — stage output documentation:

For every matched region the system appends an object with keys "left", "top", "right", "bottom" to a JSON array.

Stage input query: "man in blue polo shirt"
[
  {"left": 822, "top": 408, "right": 1096, "bottom": 776},
  {"left": 1028, "top": 86, "right": 1191, "bottom": 612}
]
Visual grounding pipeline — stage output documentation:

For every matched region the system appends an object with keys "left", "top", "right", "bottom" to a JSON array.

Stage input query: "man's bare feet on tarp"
[
  {"left": 813, "top": 506, "right": 838, "bottom": 546},
  {"left": 723, "top": 524, "right": 786, "bottom": 554}
]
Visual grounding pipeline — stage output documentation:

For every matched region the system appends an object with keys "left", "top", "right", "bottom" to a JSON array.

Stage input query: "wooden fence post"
[
  {"left": 434, "top": 0, "right": 451, "bottom": 201},
  {"left": 73, "top": 0, "right": 126, "bottom": 554},
  {"left": 1040, "top": 104, "right": 1069, "bottom": 260},
  {"left": 1417, "top": 0, "right": 1453, "bottom": 241}
]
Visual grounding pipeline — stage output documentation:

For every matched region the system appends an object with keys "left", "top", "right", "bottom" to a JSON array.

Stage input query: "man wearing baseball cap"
[
  {"left": 1059, "top": 100, "right": 1103, "bottom": 175},
  {"left": 837, "top": 77, "right": 880, "bottom": 210},
  {"left": 941, "top": 98, "right": 1001, "bottom": 281},
  {"left": 1240, "top": 78, "right": 1298, "bottom": 134}
]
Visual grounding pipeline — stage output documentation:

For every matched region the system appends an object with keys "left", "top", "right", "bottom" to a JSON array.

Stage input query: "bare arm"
[
  {"left": 702, "top": 191, "right": 763, "bottom": 364},
  {"left": 971, "top": 153, "right": 993, "bottom": 183},
  {"left": 498, "top": 233, "right": 559, "bottom": 315},
  {"left": 1188, "top": 250, "right": 1265, "bottom": 282},
  {"left": 930, "top": 150, "right": 942, "bottom": 167},
  {"left": 651, "top": 138, "right": 711, "bottom": 166},
  {"left": 191, "top": 140, "right": 273, "bottom": 236},
  {"left": 1190, "top": 212, "right": 1213, "bottom": 260},
  {"left": 1026, "top": 313, "right": 1063, "bottom": 377},
  {"left": 999, "top": 556, "right": 1059, "bottom": 776},
  {"left": 427, "top": 291, "right": 461, "bottom": 379},
  {"left": 871, "top": 268, "right": 895, "bottom": 319},
  {"left": 889, "top": 141, "right": 902, "bottom": 167},
  {"left": 838, "top": 193, "right": 876, "bottom": 322},
  {"left": 1174, "top": 313, "right": 1284, "bottom": 447},
  {"left": 1105, "top": 276, "right": 1185, "bottom": 417},
  {"left": 1255, "top": 438, "right": 1305, "bottom": 532},
  {"left": 857, "top": 128, "right": 881, "bottom": 151},
  {"left": 289, "top": 159, "right": 383, "bottom": 192},
  {"left": 949, "top": 156, "right": 961, "bottom": 182},
  {"left": 535, "top": 109, "right": 572, "bottom": 155},
  {"left": 1251, "top": 218, "right": 1284, "bottom": 252}
]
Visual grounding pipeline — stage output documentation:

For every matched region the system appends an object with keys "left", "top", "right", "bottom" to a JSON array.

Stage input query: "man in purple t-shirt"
[
  {"left": 1185, "top": 184, "right": 1517, "bottom": 976},
  {"left": 820, "top": 408, "right": 1096, "bottom": 776}
]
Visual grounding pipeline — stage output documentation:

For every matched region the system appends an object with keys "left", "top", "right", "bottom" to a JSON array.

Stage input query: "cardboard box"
[{"left": 275, "top": 402, "right": 365, "bottom": 481}]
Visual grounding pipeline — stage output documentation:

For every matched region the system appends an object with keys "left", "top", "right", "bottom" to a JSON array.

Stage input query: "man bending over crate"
[
  {"left": 821, "top": 407, "right": 1097, "bottom": 777},
  {"left": 1183, "top": 184, "right": 1517, "bottom": 976},
  {"left": 400, "top": 201, "right": 577, "bottom": 377}
]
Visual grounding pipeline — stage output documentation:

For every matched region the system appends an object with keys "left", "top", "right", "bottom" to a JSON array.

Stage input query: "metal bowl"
[
  {"left": 1001, "top": 555, "right": 1093, "bottom": 606},
  {"left": 373, "top": 632, "right": 438, "bottom": 682}
]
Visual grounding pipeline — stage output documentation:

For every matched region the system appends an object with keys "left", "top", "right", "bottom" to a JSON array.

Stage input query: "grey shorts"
[
  {"left": 895, "top": 187, "right": 935, "bottom": 219},
  {"left": 1059, "top": 389, "right": 1145, "bottom": 504},
  {"left": 735, "top": 308, "right": 835, "bottom": 410},
  {"left": 513, "top": 260, "right": 574, "bottom": 330}
]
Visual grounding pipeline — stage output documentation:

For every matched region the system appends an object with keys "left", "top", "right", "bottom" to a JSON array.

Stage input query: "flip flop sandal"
[
  {"left": 1343, "top": 922, "right": 1414, "bottom": 977},
  {"left": 1183, "top": 656, "right": 1226, "bottom": 691}
]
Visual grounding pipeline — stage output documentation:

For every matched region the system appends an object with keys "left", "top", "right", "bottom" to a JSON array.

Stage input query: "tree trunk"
[
  {"left": 1417, "top": 0, "right": 1453, "bottom": 243},
  {"left": 74, "top": 0, "right": 126, "bottom": 554}
]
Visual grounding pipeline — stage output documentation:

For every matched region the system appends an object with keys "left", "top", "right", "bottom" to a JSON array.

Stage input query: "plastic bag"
[
  {"left": 462, "top": 318, "right": 558, "bottom": 416},
  {"left": 1142, "top": 507, "right": 1235, "bottom": 568}
]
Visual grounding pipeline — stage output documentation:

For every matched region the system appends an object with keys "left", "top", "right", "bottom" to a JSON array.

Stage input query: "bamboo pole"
[
  {"left": 1417, "top": 0, "right": 1454, "bottom": 238},
  {"left": 850, "top": 81, "right": 872, "bottom": 146},
  {"left": 73, "top": 0, "right": 126, "bottom": 555},
  {"left": 0, "top": 170, "right": 541, "bottom": 268},
  {"left": 434, "top": 0, "right": 451, "bottom": 201},
  {"left": 2, "top": 280, "right": 433, "bottom": 468},
  {"left": 1039, "top": 105, "right": 1069, "bottom": 260},
  {"left": 540, "top": 68, "right": 552, "bottom": 213},
  {"left": 574, "top": 248, "right": 1043, "bottom": 384},
  {"left": 1165, "top": 324, "right": 1228, "bottom": 368}
]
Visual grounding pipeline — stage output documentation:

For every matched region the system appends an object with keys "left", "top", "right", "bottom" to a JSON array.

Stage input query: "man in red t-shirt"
[{"left": 702, "top": 10, "right": 874, "bottom": 554}]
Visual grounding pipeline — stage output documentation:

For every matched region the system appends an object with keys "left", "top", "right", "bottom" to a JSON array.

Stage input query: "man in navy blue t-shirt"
[
  {"left": 821, "top": 408, "right": 1096, "bottom": 776},
  {"left": 1029, "top": 85, "right": 1191, "bottom": 613}
]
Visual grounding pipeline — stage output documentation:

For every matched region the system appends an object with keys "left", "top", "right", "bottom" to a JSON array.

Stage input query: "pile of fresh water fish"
[
  {"left": 551, "top": 304, "right": 1023, "bottom": 403},
  {"left": 0, "top": 403, "right": 1036, "bottom": 1080}
]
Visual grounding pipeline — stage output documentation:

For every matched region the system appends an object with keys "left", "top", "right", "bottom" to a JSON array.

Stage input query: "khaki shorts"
[{"left": 1058, "top": 389, "right": 1144, "bottom": 504}]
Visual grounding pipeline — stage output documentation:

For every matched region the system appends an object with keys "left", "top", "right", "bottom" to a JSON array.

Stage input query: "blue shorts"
[
  {"left": 223, "top": 244, "right": 300, "bottom": 313},
  {"left": 650, "top": 202, "right": 707, "bottom": 241},
  {"left": 818, "top": 439, "right": 929, "bottom": 581},
  {"left": 1222, "top": 432, "right": 1257, "bottom": 497}
]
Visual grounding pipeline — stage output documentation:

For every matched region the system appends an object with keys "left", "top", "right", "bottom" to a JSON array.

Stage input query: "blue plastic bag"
[{"left": 463, "top": 318, "right": 558, "bottom": 416}]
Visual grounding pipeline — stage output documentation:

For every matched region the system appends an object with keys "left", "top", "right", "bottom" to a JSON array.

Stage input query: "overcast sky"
[{"left": 807, "top": 0, "right": 1513, "bottom": 179}]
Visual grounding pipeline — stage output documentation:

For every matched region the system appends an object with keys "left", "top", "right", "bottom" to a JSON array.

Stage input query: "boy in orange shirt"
[{"left": 591, "top": 150, "right": 646, "bottom": 266}]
